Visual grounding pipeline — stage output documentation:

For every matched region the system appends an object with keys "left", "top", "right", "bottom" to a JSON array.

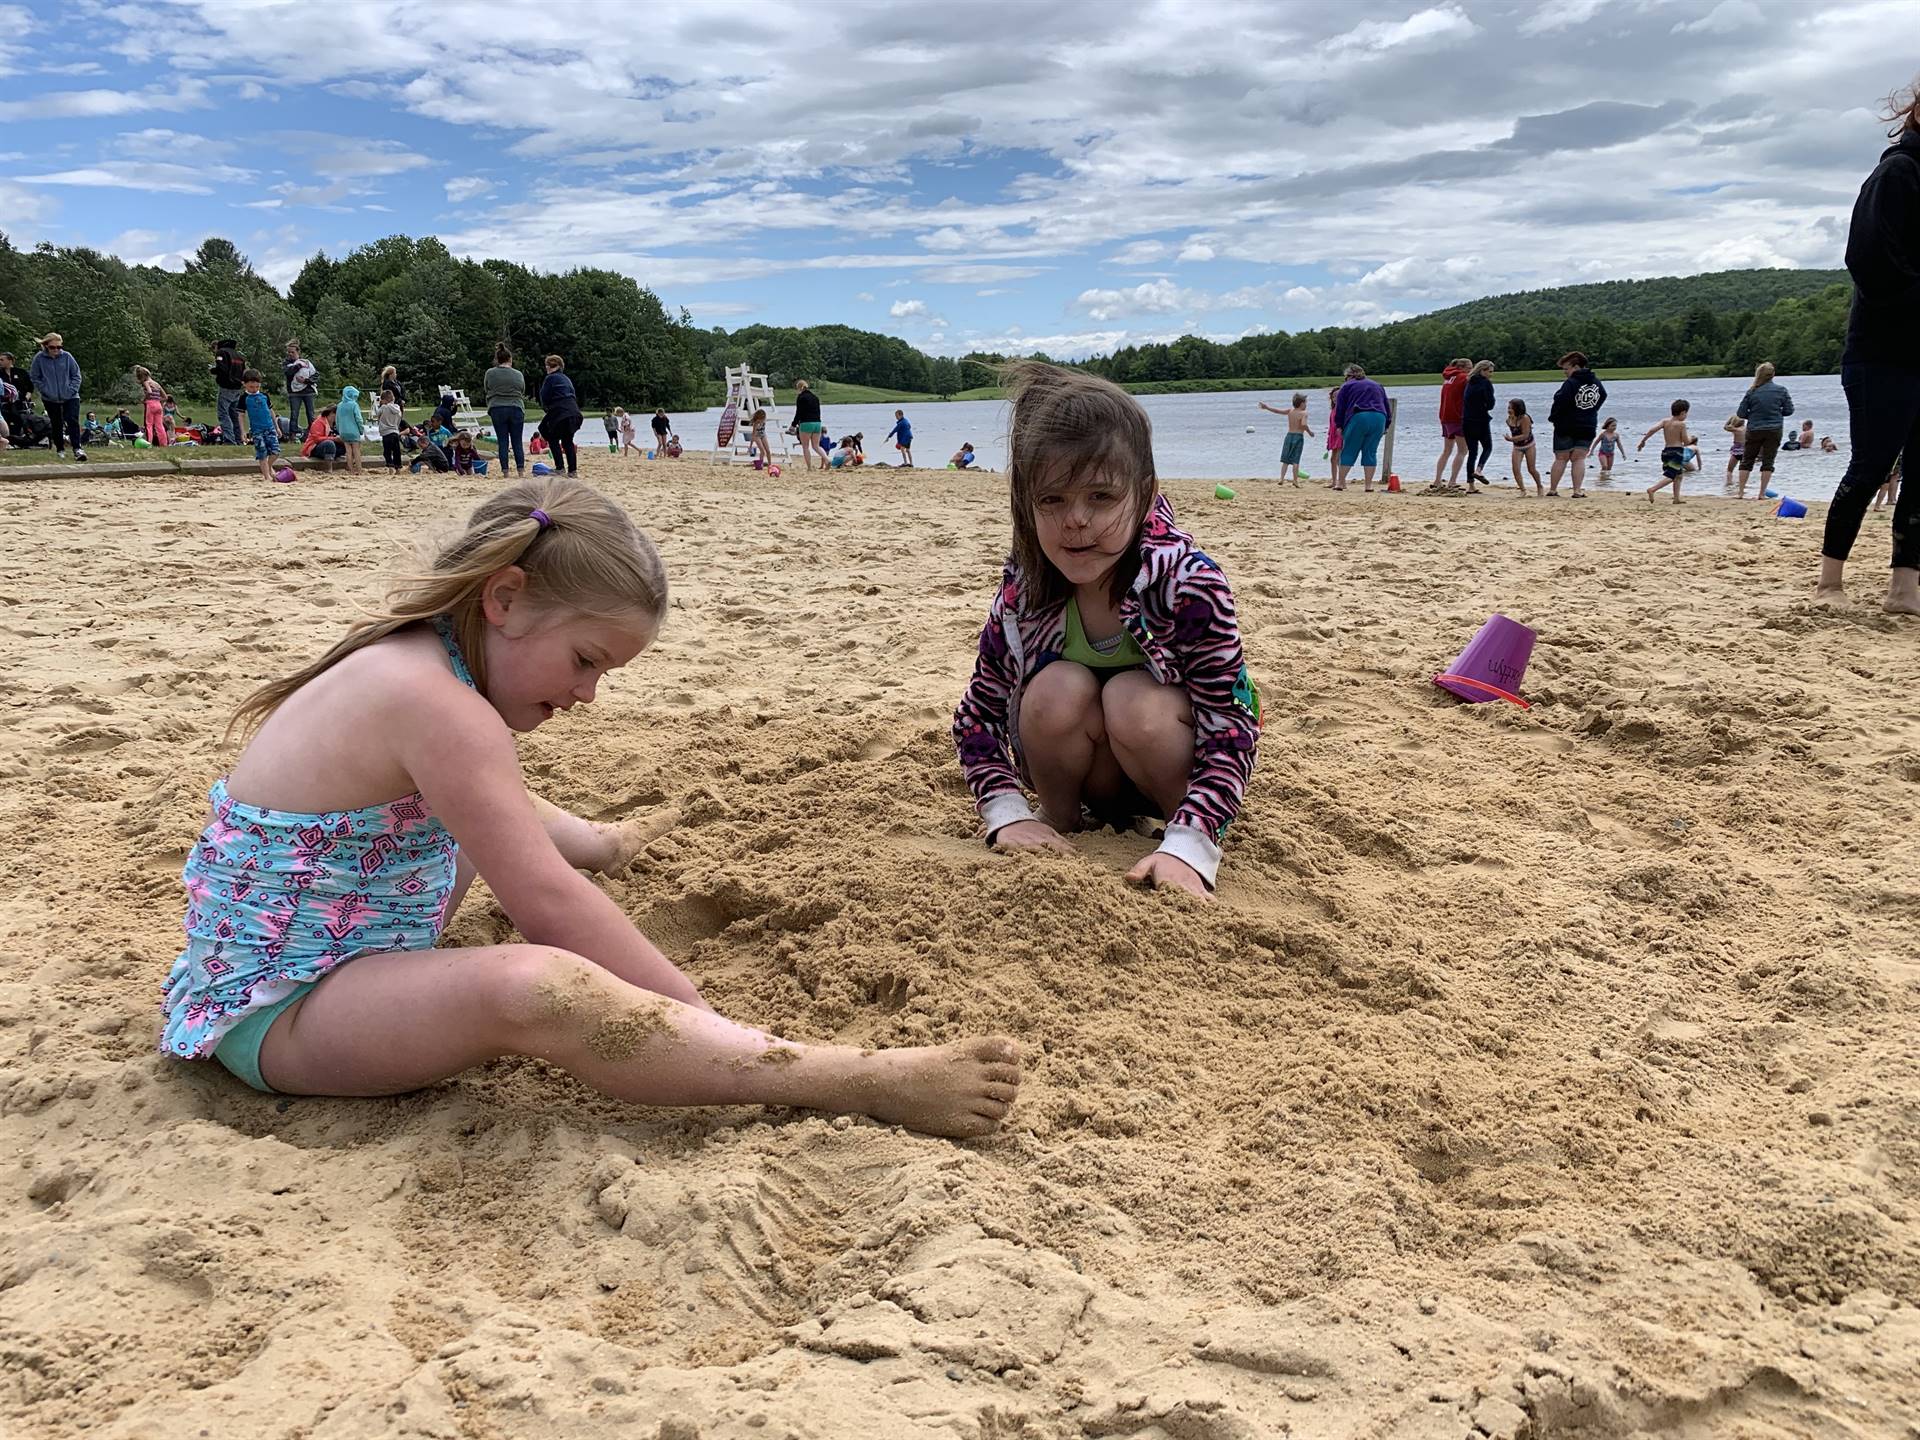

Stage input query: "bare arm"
[
  {"left": 396, "top": 683, "right": 708, "bottom": 1010},
  {"left": 1636, "top": 423, "right": 1662, "bottom": 449}
]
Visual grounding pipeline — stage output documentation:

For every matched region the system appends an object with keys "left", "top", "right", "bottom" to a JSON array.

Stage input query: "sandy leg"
[{"left": 1886, "top": 567, "right": 1920, "bottom": 616}]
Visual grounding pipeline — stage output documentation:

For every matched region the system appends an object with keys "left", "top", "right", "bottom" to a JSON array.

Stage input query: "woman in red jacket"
[{"left": 1432, "top": 358, "right": 1470, "bottom": 492}]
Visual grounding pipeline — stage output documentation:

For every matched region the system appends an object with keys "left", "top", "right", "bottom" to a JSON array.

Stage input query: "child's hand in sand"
[
  {"left": 1126, "top": 852, "right": 1210, "bottom": 900},
  {"left": 993, "top": 819, "right": 1073, "bottom": 853}
]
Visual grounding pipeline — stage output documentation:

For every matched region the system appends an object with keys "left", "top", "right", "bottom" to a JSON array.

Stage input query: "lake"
[{"left": 693, "top": 373, "right": 1860, "bottom": 501}]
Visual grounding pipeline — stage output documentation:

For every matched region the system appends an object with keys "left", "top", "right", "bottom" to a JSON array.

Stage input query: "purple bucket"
[{"left": 1434, "top": 613, "right": 1535, "bottom": 708}]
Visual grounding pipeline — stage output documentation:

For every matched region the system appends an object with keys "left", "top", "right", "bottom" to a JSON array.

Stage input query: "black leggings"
[
  {"left": 46, "top": 397, "right": 82, "bottom": 454},
  {"left": 1464, "top": 421, "right": 1493, "bottom": 478},
  {"left": 382, "top": 433, "right": 402, "bottom": 470},
  {"left": 1823, "top": 361, "right": 1920, "bottom": 571},
  {"left": 539, "top": 411, "right": 582, "bottom": 475}
]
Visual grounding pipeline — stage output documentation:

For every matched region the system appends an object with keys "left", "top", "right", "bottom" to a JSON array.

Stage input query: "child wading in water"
[
  {"left": 953, "top": 364, "right": 1261, "bottom": 901},
  {"left": 1723, "top": 414, "right": 1746, "bottom": 490},
  {"left": 159, "top": 478, "right": 1019, "bottom": 1134},
  {"left": 1637, "top": 399, "right": 1696, "bottom": 505},
  {"left": 1588, "top": 417, "right": 1622, "bottom": 480},
  {"left": 1508, "top": 398, "right": 1542, "bottom": 495},
  {"left": 1256, "top": 393, "right": 1312, "bottom": 484}
]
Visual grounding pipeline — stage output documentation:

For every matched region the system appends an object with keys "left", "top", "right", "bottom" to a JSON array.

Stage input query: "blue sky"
[{"left": 0, "top": 0, "right": 1906, "bottom": 357}]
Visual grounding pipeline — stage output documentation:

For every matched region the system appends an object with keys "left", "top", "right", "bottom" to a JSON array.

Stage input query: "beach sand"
[{"left": 2, "top": 454, "right": 1916, "bottom": 1438}]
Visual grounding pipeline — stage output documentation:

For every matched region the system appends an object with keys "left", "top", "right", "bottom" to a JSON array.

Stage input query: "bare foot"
[
  {"left": 833, "top": 1037, "right": 1022, "bottom": 1137},
  {"left": 1646, "top": 487, "right": 1657, "bottom": 504},
  {"left": 1886, "top": 570, "right": 1920, "bottom": 616},
  {"left": 1812, "top": 584, "right": 1847, "bottom": 606}
]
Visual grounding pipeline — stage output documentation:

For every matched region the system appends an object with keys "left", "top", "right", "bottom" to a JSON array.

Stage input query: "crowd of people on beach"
[{"left": 0, "top": 331, "right": 694, "bottom": 483}]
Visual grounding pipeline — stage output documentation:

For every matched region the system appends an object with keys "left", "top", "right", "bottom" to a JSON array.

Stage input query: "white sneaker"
[{"left": 74, "top": 448, "right": 88, "bottom": 461}]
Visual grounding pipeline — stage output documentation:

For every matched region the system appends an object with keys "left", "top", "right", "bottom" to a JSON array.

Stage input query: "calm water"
[{"left": 696, "top": 374, "right": 1857, "bottom": 501}]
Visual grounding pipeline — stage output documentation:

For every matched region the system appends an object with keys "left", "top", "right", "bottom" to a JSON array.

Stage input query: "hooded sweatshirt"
[
  {"left": 952, "top": 494, "right": 1261, "bottom": 889},
  {"left": 1463, "top": 371, "right": 1495, "bottom": 432},
  {"left": 335, "top": 386, "right": 365, "bottom": 442},
  {"left": 1548, "top": 366, "right": 1607, "bottom": 441},
  {"left": 29, "top": 347, "right": 81, "bottom": 402},
  {"left": 1842, "top": 126, "right": 1920, "bottom": 370},
  {"left": 1438, "top": 364, "right": 1468, "bottom": 424}
]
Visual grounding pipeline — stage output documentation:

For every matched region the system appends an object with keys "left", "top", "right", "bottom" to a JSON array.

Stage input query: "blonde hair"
[
  {"left": 134, "top": 365, "right": 151, "bottom": 382},
  {"left": 545, "top": 354, "right": 564, "bottom": 371},
  {"left": 1472, "top": 359, "right": 1495, "bottom": 377},
  {"left": 1450, "top": 356, "right": 1472, "bottom": 370},
  {"left": 1751, "top": 361, "right": 1776, "bottom": 387},
  {"left": 1002, "top": 361, "right": 1156, "bottom": 613},
  {"left": 229, "top": 477, "right": 667, "bottom": 737}
]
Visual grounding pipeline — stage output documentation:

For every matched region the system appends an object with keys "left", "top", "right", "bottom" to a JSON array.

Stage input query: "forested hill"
[{"left": 1408, "top": 269, "right": 1848, "bottom": 329}]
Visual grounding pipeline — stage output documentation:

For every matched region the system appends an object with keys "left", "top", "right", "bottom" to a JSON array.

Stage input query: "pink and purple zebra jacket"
[{"left": 951, "top": 494, "right": 1261, "bottom": 888}]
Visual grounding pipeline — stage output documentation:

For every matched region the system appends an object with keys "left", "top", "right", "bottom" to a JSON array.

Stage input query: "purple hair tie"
[{"left": 529, "top": 508, "right": 552, "bottom": 530}]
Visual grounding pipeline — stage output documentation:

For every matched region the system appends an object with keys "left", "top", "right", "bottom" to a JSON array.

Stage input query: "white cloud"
[
  {"left": 1320, "top": 5, "right": 1476, "bottom": 59},
  {"left": 0, "top": 76, "right": 209, "bottom": 120},
  {"left": 445, "top": 176, "right": 494, "bottom": 202},
  {"left": 1176, "top": 240, "right": 1215, "bottom": 262},
  {"left": 1073, "top": 278, "right": 1189, "bottom": 321},
  {"left": 1354, "top": 255, "right": 1482, "bottom": 296},
  {"left": 889, "top": 298, "right": 928, "bottom": 317},
  {"left": 16, "top": 161, "right": 247, "bottom": 195},
  {"left": 854, "top": 291, "right": 874, "bottom": 301},
  {"left": 0, "top": 4, "right": 34, "bottom": 79},
  {"left": 38, "top": 61, "right": 104, "bottom": 76},
  {"left": 1106, "top": 240, "right": 1172, "bottom": 266},
  {"left": 1672, "top": 0, "right": 1765, "bottom": 33},
  {"left": 917, "top": 263, "right": 1047, "bottom": 284},
  {"left": 1284, "top": 285, "right": 1317, "bottom": 303},
  {"left": 1518, "top": 0, "right": 1612, "bottom": 35}
]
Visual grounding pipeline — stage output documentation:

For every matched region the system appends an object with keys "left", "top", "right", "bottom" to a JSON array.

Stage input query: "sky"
[{"left": 0, "top": 0, "right": 1908, "bottom": 359}]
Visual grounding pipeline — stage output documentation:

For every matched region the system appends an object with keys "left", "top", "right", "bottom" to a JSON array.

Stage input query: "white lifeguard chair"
[
  {"left": 439, "top": 385, "right": 490, "bottom": 434},
  {"left": 710, "top": 363, "right": 788, "bottom": 466}
]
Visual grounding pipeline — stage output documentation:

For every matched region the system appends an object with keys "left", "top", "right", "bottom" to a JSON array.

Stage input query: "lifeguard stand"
[{"left": 710, "top": 363, "right": 788, "bottom": 465}]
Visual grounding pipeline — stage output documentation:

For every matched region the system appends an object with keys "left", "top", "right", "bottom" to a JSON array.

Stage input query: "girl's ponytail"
[{"left": 1751, "top": 361, "right": 1776, "bottom": 389}]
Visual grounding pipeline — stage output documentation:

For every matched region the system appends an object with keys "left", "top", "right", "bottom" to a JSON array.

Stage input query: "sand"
[{"left": 1, "top": 453, "right": 1916, "bottom": 1439}]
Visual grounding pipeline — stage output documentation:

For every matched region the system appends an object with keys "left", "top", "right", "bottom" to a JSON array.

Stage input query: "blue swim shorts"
[{"left": 254, "top": 430, "right": 281, "bottom": 460}]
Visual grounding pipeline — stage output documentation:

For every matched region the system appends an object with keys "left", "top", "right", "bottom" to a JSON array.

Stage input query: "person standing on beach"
[
  {"left": 484, "top": 344, "right": 527, "bottom": 477},
  {"left": 210, "top": 339, "right": 247, "bottom": 447},
  {"left": 1635, "top": 400, "right": 1695, "bottom": 506},
  {"left": 650, "top": 407, "right": 670, "bottom": 458},
  {"left": 1332, "top": 364, "right": 1391, "bottom": 492},
  {"left": 1463, "top": 360, "right": 1496, "bottom": 492},
  {"left": 1546, "top": 351, "right": 1605, "bottom": 497},
  {"left": 536, "top": 354, "right": 584, "bottom": 477},
  {"left": 793, "top": 379, "right": 824, "bottom": 470},
  {"left": 30, "top": 333, "right": 85, "bottom": 461},
  {"left": 1817, "top": 75, "right": 1920, "bottom": 614},
  {"left": 1733, "top": 362, "right": 1793, "bottom": 501},
  {"left": 1256, "top": 394, "right": 1312, "bottom": 485},
  {"left": 283, "top": 341, "right": 318, "bottom": 440},
  {"left": 135, "top": 365, "right": 168, "bottom": 446},
  {"left": 886, "top": 408, "right": 914, "bottom": 467},
  {"left": 377, "top": 365, "right": 407, "bottom": 408},
  {"left": 1324, "top": 388, "right": 1342, "bottom": 485},
  {"left": 1433, "top": 357, "right": 1470, "bottom": 492}
]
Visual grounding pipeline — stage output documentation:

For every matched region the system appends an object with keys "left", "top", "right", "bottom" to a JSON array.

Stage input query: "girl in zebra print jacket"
[{"left": 952, "top": 364, "right": 1260, "bottom": 898}]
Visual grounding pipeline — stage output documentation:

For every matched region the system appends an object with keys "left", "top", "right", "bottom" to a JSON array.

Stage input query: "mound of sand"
[{"left": 1, "top": 456, "right": 1916, "bottom": 1438}]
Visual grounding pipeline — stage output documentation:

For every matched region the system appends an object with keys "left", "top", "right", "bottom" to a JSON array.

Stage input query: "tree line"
[
  {"left": 0, "top": 231, "right": 1853, "bottom": 410},
  {"left": 0, "top": 232, "right": 710, "bottom": 410}
]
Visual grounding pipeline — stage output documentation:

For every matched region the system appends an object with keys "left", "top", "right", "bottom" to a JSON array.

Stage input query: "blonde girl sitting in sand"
[
  {"left": 952, "top": 363, "right": 1261, "bottom": 901},
  {"left": 160, "top": 477, "right": 1019, "bottom": 1136}
]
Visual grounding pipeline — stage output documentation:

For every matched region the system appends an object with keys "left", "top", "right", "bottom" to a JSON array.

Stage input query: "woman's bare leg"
[{"left": 256, "top": 945, "right": 1020, "bottom": 1137}]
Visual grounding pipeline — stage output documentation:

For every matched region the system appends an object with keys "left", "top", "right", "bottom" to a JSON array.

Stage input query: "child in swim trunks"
[
  {"left": 952, "top": 363, "right": 1261, "bottom": 902},
  {"left": 1256, "top": 393, "right": 1312, "bottom": 485},
  {"left": 159, "top": 477, "right": 1018, "bottom": 1136},
  {"left": 1723, "top": 415, "right": 1746, "bottom": 490},
  {"left": 1636, "top": 399, "right": 1695, "bottom": 505},
  {"left": 1589, "top": 417, "right": 1622, "bottom": 479}
]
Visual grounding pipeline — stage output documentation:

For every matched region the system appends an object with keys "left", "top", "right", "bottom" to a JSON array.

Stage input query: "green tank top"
[{"left": 1062, "top": 596, "right": 1147, "bottom": 670}]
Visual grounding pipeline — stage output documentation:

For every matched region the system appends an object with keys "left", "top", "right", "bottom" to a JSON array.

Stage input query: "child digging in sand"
[
  {"left": 1256, "top": 393, "right": 1312, "bottom": 484},
  {"left": 1637, "top": 399, "right": 1696, "bottom": 505},
  {"left": 952, "top": 363, "right": 1261, "bottom": 901},
  {"left": 159, "top": 477, "right": 1019, "bottom": 1135}
]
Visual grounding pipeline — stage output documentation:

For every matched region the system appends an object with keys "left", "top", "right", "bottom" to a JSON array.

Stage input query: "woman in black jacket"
[
  {"left": 1818, "top": 76, "right": 1920, "bottom": 615},
  {"left": 536, "top": 354, "right": 584, "bottom": 477},
  {"left": 1463, "top": 360, "right": 1496, "bottom": 491},
  {"left": 792, "top": 379, "right": 824, "bottom": 470}
]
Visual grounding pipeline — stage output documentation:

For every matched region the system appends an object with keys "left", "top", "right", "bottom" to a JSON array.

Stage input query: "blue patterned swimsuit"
[{"left": 160, "top": 618, "right": 474, "bottom": 1062}]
